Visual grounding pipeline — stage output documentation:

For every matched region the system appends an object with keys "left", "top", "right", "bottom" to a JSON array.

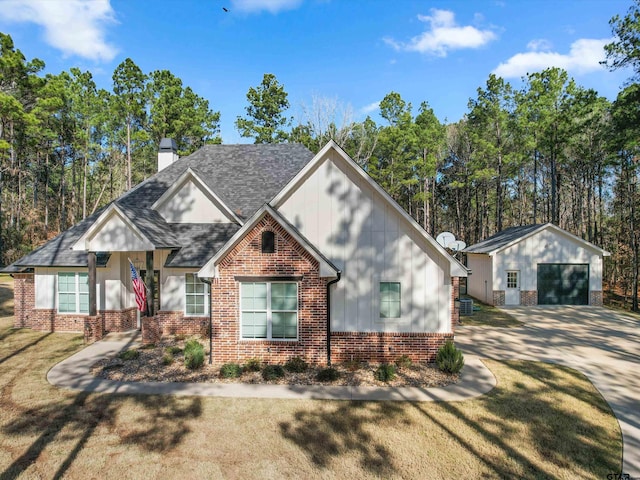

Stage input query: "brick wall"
[
  {"left": 84, "top": 315, "right": 104, "bottom": 343},
  {"left": 103, "top": 308, "right": 137, "bottom": 332},
  {"left": 520, "top": 290, "right": 537, "bottom": 306},
  {"left": 590, "top": 290, "right": 603, "bottom": 306},
  {"left": 13, "top": 273, "right": 34, "bottom": 328},
  {"left": 331, "top": 332, "right": 453, "bottom": 363},
  {"left": 156, "top": 311, "right": 209, "bottom": 336},
  {"left": 493, "top": 290, "right": 505, "bottom": 306},
  {"left": 211, "top": 214, "right": 328, "bottom": 365}
]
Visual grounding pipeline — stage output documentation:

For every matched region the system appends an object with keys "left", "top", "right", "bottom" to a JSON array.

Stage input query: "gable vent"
[{"left": 262, "top": 231, "right": 275, "bottom": 253}]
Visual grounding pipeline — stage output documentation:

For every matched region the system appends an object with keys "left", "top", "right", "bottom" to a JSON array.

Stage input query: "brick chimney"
[{"left": 158, "top": 138, "right": 178, "bottom": 172}]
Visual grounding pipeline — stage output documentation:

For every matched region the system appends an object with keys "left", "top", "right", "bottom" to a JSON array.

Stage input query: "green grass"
[
  {"left": 460, "top": 297, "right": 524, "bottom": 327},
  {"left": 0, "top": 281, "right": 622, "bottom": 478}
]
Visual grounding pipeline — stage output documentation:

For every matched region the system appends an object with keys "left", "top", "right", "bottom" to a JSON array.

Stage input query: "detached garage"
[{"left": 464, "top": 223, "right": 610, "bottom": 306}]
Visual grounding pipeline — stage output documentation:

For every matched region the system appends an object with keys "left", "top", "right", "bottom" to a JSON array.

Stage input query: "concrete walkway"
[
  {"left": 455, "top": 306, "right": 640, "bottom": 477},
  {"left": 47, "top": 331, "right": 495, "bottom": 402}
]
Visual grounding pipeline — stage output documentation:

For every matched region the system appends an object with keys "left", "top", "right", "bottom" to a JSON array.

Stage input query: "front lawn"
[{"left": 0, "top": 314, "right": 622, "bottom": 478}]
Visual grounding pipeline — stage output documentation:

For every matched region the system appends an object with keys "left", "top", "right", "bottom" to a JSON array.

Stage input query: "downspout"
[
  {"left": 201, "top": 277, "right": 213, "bottom": 365},
  {"left": 326, "top": 271, "right": 341, "bottom": 367}
]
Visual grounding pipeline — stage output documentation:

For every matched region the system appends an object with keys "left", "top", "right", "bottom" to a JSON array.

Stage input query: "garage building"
[{"left": 464, "top": 223, "right": 610, "bottom": 306}]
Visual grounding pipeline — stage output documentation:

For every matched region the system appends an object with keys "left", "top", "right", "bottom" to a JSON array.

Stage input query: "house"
[
  {"left": 4, "top": 140, "right": 467, "bottom": 365},
  {"left": 464, "top": 223, "right": 609, "bottom": 306}
]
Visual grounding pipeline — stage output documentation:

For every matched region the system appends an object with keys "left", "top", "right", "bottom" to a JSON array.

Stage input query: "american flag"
[{"left": 129, "top": 259, "right": 147, "bottom": 312}]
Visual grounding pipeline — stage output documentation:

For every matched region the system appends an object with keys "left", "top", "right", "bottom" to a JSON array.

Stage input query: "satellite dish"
[
  {"left": 436, "top": 232, "right": 456, "bottom": 249},
  {"left": 450, "top": 240, "right": 467, "bottom": 252}
]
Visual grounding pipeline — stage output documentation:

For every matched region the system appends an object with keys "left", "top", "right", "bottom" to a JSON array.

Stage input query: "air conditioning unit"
[{"left": 460, "top": 298, "right": 474, "bottom": 316}]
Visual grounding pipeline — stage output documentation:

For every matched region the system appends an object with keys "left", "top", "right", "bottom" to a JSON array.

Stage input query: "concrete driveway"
[{"left": 454, "top": 306, "right": 640, "bottom": 477}]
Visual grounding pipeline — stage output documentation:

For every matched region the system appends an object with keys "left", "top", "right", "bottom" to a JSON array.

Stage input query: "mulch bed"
[{"left": 91, "top": 336, "right": 459, "bottom": 388}]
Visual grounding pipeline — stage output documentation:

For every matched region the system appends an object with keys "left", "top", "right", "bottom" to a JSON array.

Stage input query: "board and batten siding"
[
  {"left": 278, "top": 151, "right": 452, "bottom": 334},
  {"left": 156, "top": 177, "right": 231, "bottom": 223},
  {"left": 466, "top": 254, "right": 493, "bottom": 304},
  {"left": 493, "top": 229, "right": 603, "bottom": 291},
  {"left": 34, "top": 253, "right": 121, "bottom": 310}
]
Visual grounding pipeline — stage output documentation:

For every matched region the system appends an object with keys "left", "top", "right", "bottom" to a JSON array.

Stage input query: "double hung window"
[
  {"left": 58, "top": 272, "right": 89, "bottom": 314},
  {"left": 241, "top": 282, "right": 298, "bottom": 339},
  {"left": 185, "top": 273, "right": 209, "bottom": 316}
]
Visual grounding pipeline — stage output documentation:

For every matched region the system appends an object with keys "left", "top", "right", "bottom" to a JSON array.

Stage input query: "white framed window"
[
  {"left": 507, "top": 271, "right": 519, "bottom": 289},
  {"left": 380, "top": 282, "right": 401, "bottom": 318},
  {"left": 58, "top": 272, "right": 89, "bottom": 314},
  {"left": 240, "top": 282, "right": 298, "bottom": 340},
  {"left": 185, "top": 273, "right": 209, "bottom": 316}
]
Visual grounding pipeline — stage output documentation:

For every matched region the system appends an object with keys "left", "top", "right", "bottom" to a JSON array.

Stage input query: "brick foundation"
[
  {"left": 493, "top": 290, "right": 505, "bottom": 306},
  {"left": 156, "top": 311, "right": 209, "bottom": 336},
  {"left": 13, "top": 273, "right": 34, "bottom": 328},
  {"left": 142, "top": 316, "right": 162, "bottom": 344},
  {"left": 590, "top": 291, "right": 603, "bottom": 306},
  {"left": 84, "top": 315, "right": 104, "bottom": 343},
  {"left": 520, "top": 290, "right": 537, "bottom": 306},
  {"left": 331, "top": 332, "right": 453, "bottom": 363},
  {"left": 103, "top": 308, "right": 137, "bottom": 332}
]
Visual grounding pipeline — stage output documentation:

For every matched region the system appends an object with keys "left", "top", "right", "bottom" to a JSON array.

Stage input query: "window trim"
[
  {"left": 184, "top": 273, "right": 210, "bottom": 317},
  {"left": 57, "top": 272, "right": 89, "bottom": 314},
  {"left": 379, "top": 281, "right": 401, "bottom": 319},
  {"left": 239, "top": 281, "right": 299, "bottom": 341},
  {"left": 506, "top": 270, "right": 520, "bottom": 289}
]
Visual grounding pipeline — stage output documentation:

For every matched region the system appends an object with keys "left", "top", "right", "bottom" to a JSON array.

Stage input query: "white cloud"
[
  {"left": 384, "top": 9, "right": 497, "bottom": 57},
  {"left": 1, "top": 0, "right": 117, "bottom": 62},
  {"left": 360, "top": 101, "right": 380, "bottom": 115},
  {"left": 493, "top": 38, "right": 611, "bottom": 78},
  {"left": 526, "top": 38, "right": 553, "bottom": 52},
  {"left": 231, "top": 0, "right": 302, "bottom": 14}
]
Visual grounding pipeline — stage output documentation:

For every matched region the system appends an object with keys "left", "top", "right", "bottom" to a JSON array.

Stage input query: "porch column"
[
  {"left": 146, "top": 251, "right": 155, "bottom": 316},
  {"left": 88, "top": 251, "right": 97, "bottom": 316}
]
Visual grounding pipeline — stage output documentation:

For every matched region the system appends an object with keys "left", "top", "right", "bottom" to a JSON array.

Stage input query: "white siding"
[
  {"left": 86, "top": 211, "right": 151, "bottom": 252},
  {"left": 278, "top": 151, "right": 451, "bottom": 333},
  {"left": 496, "top": 228, "right": 604, "bottom": 292},
  {"left": 35, "top": 267, "right": 103, "bottom": 310},
  {"left": 156, "top": 178, "right": 231, "bottom": 223},
  {"left": 466, "top": 254, "right": 493, "bottom": 304}
]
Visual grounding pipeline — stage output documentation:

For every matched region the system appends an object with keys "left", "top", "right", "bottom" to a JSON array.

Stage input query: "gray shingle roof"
[
  {"left": 3, "top": 144, "right": 313, "bottom": 271},
  {"left": 463, "top": 224, "right": 545, "bottom": 254},
  {"left": 165, "top": 223, "right": 241, "bottom": 267}
]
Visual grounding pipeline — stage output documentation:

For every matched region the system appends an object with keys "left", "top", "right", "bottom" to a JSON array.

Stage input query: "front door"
[{"left": 505, "top": 270, "right": 520, "bottom": 305}]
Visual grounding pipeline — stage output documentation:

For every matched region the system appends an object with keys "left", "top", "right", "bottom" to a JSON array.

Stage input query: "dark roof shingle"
[
  {"left": 3, "top": 144, "right": 313, "bottom": 270},
  {"left": 463, "top": 224, "right": 544, "bottom": 254}
]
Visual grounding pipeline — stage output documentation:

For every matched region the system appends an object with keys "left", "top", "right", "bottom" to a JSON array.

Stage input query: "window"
[
  {"left": 58, "top": 272, "right": 89, "bottom": 314},
  {"left": 507, "top": 271, "right": 519, "bottom": 289},
  {"left": 262, "top": 231, "right": 275, "bottom": 253},
  {"left": 185, "top": 273, "right": 209, "bottom": 316},
  {"left": 241, "top": 282, "right": 298, "bottom": 339},
  {"left": 380, "top": 282, "right": 401, "bottom": 318}
]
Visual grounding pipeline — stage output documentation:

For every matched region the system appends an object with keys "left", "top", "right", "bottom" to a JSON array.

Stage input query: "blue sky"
[{"left": 0, "top": 0, "right": 633, "bottom": 143}]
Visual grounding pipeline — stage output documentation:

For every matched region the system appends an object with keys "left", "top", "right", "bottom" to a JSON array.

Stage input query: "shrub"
[
  {"left": 220, "top": 363, "right": 243, "bottom": 378},
  {"left": 284, "top": 356, "right": 308, "bottom": 373},
  {"left": 375, "top": 363, "right": 396, "bottom": 382},
  {"left": 184, "top": 340, "right": 205, "bottom": 370},
  {"left": 343, "top": 359, "right": 366, "bottom": 372},
  {"left": 262, "top": 364, "right": 285, "bottom": 381},
  {"left": 244, "top": 358, "right": 262, "bottom": 372},
  {"left": 162, "top": 353, "right": 174, "bottom": 365},
  {"left": 436, "top": 340, "right": 465, "bottom": 374},
  {"left": 395, "top": 354, "right": 412, "bottom": 369},
  {"left": 118, "top": 349, "right": 139, "bottom": 361},
  {"left": 316, "top": 367, "right": 340, "bottom": 382},
  {"left": 166, "top": 346, "right": 183, "bottom": 355}
]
